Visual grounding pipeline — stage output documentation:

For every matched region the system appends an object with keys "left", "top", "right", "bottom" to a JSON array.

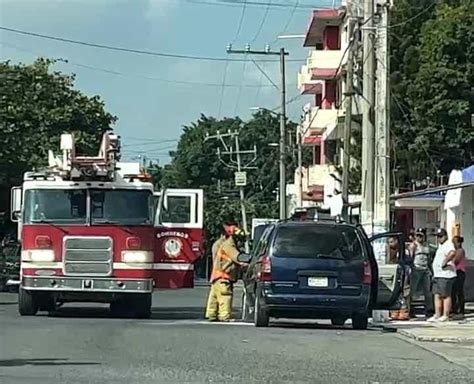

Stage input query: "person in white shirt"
[{"left": 428, "top": 228, "right": 457, "bottom": 322}]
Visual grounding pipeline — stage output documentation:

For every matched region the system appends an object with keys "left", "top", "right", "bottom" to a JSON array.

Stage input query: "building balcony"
[
  {"left": 301, "top": 108, "right": 343, "bottom": 143},
  {"left": 306, "top": 49, "right": 346, "bottom": 80},
  {"left": 304, "top": 9, "right": 345, "bottom": 48},
  {"left": 298, "top": 66, "right": 323, "bottom": 95}
]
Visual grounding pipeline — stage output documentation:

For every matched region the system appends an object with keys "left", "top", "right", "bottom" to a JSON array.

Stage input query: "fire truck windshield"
[
  {"left": 90, "top": 189, "right": 154, "bottom": 225},
  {"left": 24, "top": 189, "right": 87, "bottom": 225},
  {"left": 23, "top": 189, "right": 154, "bottom": 226}
]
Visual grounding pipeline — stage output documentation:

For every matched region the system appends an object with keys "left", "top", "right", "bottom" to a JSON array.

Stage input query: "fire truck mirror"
[{"left": 10, "top": 187, "right": 22, "bottom": 222}]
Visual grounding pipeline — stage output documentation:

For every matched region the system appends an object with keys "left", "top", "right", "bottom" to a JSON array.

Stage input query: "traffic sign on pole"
[{"left": 235, "top": 171, "right": 247, "bottom": 186}]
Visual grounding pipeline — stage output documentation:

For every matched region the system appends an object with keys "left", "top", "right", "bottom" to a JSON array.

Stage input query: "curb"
[
  {"left": 380, "top": 324, "right": 474, "bottom": 344},
  {"left": 398, "top": 329, "right": 474, "bottom": 344}
]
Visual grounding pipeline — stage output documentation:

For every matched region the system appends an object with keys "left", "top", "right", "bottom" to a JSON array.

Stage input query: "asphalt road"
[{"left": 1, "top": 287, "right": 472, "bottom": 384}]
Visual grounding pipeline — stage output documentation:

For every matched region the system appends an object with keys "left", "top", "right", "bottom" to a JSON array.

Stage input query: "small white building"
[{"left": 445, "top": 165, "right": 474, "bottom": 260}]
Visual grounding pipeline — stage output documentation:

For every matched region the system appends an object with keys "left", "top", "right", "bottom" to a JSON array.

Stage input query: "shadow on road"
[
  {"left": 151, "top": 306, "right": 205, "bottom": 320},
  {"left": 45, "top": 305, "right": 208, "bottom": 320},
  {"left": 0, "top": 301, "right": 17, "bottom": 305},
  {"left": 270, "top": 321, "right": 380, "bottom": 332},
  {"left": 0, "top": 358, "right": 101, "bottom": 367}
]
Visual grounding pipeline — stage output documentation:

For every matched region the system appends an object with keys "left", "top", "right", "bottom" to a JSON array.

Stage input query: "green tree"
[
  {"left": 0, "top": 58, "right": 116, "bottom": 217},
  {"left": 160, "top": 110, "right": 299, "bottom": 251},
  {"left": 407, "top": 1, "right": 474, "bottom": 172},
  {"left": 389, "top": 0, "right": 473, "bottom": 189}
]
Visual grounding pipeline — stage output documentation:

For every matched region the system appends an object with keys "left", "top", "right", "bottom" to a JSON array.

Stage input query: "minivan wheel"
[
  {"left": 331, "top": 316, "right": 347, "bottom": 326},
  {"left": 352, "top": 313, "right": 368, "bottom": 330},
  {"left": 254, "top": 289, "right": 269, "bottom": 327},
  {"left": 241, "top": 291, "right": 252, "bottom": 322}
]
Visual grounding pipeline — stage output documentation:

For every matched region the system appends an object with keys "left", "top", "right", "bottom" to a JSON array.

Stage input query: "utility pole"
[
  {"left": 205, "top": 130, "right": 257, "bottom": 253},
  {"left": 361, "top": 0, "right": 376, "bottom": 234},
  {"left": 341, "top": 1, "right": 357, "bottom": 221},
  {"left": 374, "top": 1, "right": 391, "bottom": 231},
  {"left": 227, "top": 44, "right": 289, "bottom": 219},
  {"left": 297, "top": 123, "right": 303, "bottom": 207}
]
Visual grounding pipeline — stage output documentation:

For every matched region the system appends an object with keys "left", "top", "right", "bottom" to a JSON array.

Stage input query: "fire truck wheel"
[
  {"left": 18, "top": 288, "right": 39, "bottom": 316},
  {"left": 134, "top": 293, "right": 152, "bottom": 319}
]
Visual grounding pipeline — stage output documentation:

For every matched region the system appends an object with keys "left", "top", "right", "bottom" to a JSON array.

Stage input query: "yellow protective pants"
[{"left": 205, "top": 279, "right": 234, "bottom": 321}]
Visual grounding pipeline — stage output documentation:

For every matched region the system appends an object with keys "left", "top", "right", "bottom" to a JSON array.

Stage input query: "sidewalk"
[{"left": 381, "top": 305, "right": 474, "bottom": 343}]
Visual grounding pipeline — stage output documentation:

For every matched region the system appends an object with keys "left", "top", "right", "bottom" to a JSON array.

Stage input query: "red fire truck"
[{"left": 10, "top": 132, "right": 204, "bottom": 318}]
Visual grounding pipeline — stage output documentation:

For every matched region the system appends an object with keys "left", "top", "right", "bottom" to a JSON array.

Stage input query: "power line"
[
  {"left": 233, "top": 0, "right": 248, "bottom": 43},
  {"left": 391, "top": 92, "right": 438, "bottom": 173},
  {"left": 1, "top": 41, "right": 298, "bottom": 88},
  {"left": 250, "top": 0, "right": 272, "bottom": 43},
  {"left": 0, "top": 25, "right": 305, "bottom": 63},
  {"left": 182, "top": 0, "right": 334, "bottom": 11},
  {"left": 270, "top": 0, "right": 299, "bottom": 45},
  {"left": 250, "top": 57, "right": 279, "bottom": 89},
  {"left": 388, "top": 1, "right": 437, "bottom": 29}
]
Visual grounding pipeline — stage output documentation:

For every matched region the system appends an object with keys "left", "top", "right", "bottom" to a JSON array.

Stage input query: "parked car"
[
  {"left": 240, "top": 219, "right": 406, "bottom": 329},
  {"left": 0, "top": 234, "right": 20, "bottom": 292}
]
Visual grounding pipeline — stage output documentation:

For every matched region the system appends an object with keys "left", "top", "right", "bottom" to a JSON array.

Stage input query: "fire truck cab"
[{"left": 10, "top": 132, "right": 204, "bottom": 318}]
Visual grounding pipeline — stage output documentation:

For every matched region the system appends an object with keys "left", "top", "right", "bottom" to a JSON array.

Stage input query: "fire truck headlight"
[
  {"left": 121, "top": 251, "right": 154, "bottom": 263},
  {"left": 22, "top": 249, "right": 55, "bottom": 262}
]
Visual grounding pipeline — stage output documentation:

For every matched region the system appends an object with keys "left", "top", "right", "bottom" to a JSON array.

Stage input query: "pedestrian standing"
[
  {"left": 409, "top": 228, "right": 434, "bottom": 318},
  {"left": 451, "top": 236, "right": 466, "bottom": 318},
  {"left": 204, "top": 233, "right": 226, "bottom": 320},
  {"left": 428, "top": 228, "right": 457, "bottom": 322},
  {"left": 205, "top": 219, "right": 247, "bottom": 322}
]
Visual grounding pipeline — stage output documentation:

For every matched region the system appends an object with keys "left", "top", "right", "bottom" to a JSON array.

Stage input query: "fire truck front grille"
[{"left": 63, "top": 237, "right": 112, "bottom": 276}]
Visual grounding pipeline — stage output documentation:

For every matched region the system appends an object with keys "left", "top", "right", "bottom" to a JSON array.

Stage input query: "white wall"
[{"left": 460, "top": 187, "right": 474, "bottom": 260}]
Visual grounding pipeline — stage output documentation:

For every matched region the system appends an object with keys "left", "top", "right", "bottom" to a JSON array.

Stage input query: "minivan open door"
[
  {"left": 369, "top": 232, "right": 407, "bottom": 309},
  {"left": 153, "top": 189, "right": 204, "bottom": 288}
]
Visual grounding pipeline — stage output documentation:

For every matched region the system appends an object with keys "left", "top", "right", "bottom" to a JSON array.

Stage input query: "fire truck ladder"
[{"left": 48, "top": 131, "right": 121, "bottom": 181}]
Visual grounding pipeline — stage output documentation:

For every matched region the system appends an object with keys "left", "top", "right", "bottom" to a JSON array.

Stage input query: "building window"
[
  {"left": 323, "top": 26, "right": 341, "bottom": 50},
  {"left": 313, "top": 145, "right": 321, "bottom": 165},
  {"left": 315, "top": 93, "right": 322, "bottom": 108},
  {"left": 324, "top": 81, "right": 337, "bottom": 109}
]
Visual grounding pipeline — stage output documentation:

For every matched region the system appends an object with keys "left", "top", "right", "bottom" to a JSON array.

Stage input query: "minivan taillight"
[
  {"left": 257, "top": 255, "right": 272, "bottom": 281},
  {"left": 363, "top": 260, "right": 372, "bottom": 285},
  {"left": 35, "top": 235, "right": 52, "bottom": 249}
]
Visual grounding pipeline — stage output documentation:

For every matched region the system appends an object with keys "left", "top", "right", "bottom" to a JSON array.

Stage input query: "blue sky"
[{"left": 0, "top": 0, "right": 338, "bottom": 163}]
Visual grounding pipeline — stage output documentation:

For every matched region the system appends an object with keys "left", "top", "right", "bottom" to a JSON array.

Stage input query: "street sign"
[{"left": 234, "top": 171, "right": 247, "bottom": 186}]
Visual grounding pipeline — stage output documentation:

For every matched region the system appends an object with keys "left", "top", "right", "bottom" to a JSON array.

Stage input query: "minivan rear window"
[{"left": 272, "top": 225, "right": 363, "bottom": 261}]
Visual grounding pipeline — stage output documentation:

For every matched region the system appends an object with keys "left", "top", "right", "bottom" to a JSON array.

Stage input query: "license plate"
[{"left": 308, "top": 277, "right": 328, "bottom": 287}]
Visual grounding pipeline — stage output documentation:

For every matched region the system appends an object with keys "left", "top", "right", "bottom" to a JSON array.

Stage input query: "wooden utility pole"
[
  {"left": 227, "top": 45, "right": 289, "bottom": 219},
  {"left": 205, "top": 130, "right": 257, "bottom": 253}
]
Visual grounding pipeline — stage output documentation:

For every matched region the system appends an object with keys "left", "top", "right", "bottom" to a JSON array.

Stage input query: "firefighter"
[{"left": 205, "top": 219, "right": 247, "bottom": 322}]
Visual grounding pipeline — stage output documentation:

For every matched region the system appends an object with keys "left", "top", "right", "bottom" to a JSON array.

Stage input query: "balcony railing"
[
  {"left": 298, "top": 66, "right": 323, "bottom": 94},
  {"left": 302, "top": 107, "right": 343, "bottom": 137},
  {"left": 306, "top": 49, "right": 347, "bottom": 80}
]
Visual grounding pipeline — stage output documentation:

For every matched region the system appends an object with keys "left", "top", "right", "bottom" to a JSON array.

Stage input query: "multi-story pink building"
[{"left": 289, "top": 4, "right": 362, "bottom": 212}]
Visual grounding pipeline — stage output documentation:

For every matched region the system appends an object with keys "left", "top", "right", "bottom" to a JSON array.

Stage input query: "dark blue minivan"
[{"left": 241, "top": 220, "right": 406, "bottom": 329}]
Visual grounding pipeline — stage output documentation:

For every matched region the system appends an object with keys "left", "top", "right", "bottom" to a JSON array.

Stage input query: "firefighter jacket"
[{"left": 210, "top": 236, "right": 240, "bottom": 283}]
